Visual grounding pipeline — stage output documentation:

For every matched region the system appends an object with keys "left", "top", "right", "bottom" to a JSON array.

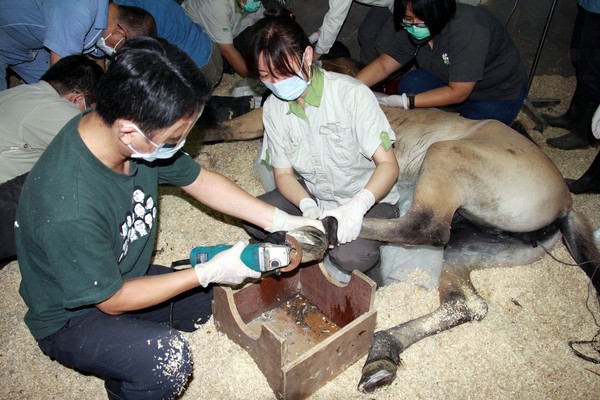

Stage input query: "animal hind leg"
[
  {"left": 358, "top": 262, "right": 486, "bottom": 393},
  {"left": 357, "top": 219, "right": 563, "bottom": 393}
]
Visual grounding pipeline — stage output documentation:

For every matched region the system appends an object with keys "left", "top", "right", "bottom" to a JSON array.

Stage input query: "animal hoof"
[
  {"left": 286, "top": 226, "right": 330, "bottom": 263},
  {"left": 357, "top": 358, "right": 398, "bottom": 393},
  {"left": 357, "top": 331, "right": 402, "bottom": 393}
]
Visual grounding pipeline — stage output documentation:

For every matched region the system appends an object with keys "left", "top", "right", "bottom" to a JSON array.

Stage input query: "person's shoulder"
[
  {"left": 323, "top": 69, "right": 368, "bottom": 91},
  {"left": 0, "top": 81, "right": 58, "bottom": 103},
  {"left": 263, "top": 93, "right": 284, "bottom": 111},
  {"left": 454, "top": 3, "right": 494, "bottom": 23}
]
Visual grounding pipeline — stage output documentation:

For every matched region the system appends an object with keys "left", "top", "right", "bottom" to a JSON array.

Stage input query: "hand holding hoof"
[
  {"left": 357, "top": 331, "right": 402, "bottom": 393},
  {"left": 320, "top": 216, "right": 339, "bottom": 247}
]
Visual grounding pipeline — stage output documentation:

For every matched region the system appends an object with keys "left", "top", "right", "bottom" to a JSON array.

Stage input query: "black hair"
[
  {"left": 94, "top": 36, "right": 211, "bottom": 135},
  {"left": 40, "top": 55, "right": 104, "bottom": 103},
  {"left": 394, "top": 0, "right": 456, "bottom": 37},
  {"left": 245, "top": 7, "right": 311, "bottom": 80},
  {"left": 117, "top": 5, "right": 157, "bottom": 37}
]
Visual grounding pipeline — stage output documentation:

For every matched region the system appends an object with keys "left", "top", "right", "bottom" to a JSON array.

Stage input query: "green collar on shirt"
[{"left": 287, "top": 67, "right": 324, "bottom": 121}]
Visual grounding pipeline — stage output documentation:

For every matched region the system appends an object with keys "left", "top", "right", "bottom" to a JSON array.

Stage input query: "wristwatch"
[{"left": 408, "top": 93, "right": 415, "bottom": 109}]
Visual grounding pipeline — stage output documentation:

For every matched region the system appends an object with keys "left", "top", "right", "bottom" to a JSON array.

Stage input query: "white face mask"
[
  {"left": 96, "top": 32, "right": 125, "bottom": 57},
  {"left": 261, "top": 51, "right": 311, "bottom": 101},
  {"left": 126, "top": 124, "right": 186, "bottom": 162}
]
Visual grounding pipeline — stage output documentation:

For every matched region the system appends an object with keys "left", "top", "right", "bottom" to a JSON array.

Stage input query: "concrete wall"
[{"left": 274, "top": 0, "right": 576, "bottom": 77}]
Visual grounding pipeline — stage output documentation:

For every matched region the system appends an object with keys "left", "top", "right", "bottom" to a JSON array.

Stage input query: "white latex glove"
[
  {"left": 309, "top": 31, "right": 320, "bottom": 44},
  {"left": 194, "top": 240, "right": 261, "bottom": 287},
  {"left": 592, "top": 105, "right": 600, "bottom": 139},
  {"left": 267, "top": 208, "right": 325, "bottom": 233},
  {"left": 378, "top": 93, "right": 409, "bottom": 110},
  {"left": 299, "top": 198, "right": 322, "bottom": 219},
  {"left": 320, "top": 189, "right": 375, "bottom": 244}
]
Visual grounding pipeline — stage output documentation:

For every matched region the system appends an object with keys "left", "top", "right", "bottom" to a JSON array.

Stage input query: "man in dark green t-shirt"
[{"left": 15, "top": 37, "right": 323, "bottom": 400}]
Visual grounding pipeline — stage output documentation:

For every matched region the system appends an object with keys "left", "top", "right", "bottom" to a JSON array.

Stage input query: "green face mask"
[
  {"left": 406, "top": 25, "right": 431, "bottom": 40},
  {"left": 241, "top": 0, "right": 261, "bottom": 13}
]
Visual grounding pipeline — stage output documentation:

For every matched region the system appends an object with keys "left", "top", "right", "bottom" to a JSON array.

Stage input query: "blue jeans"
[
  {"left": 397, "top": 68, "right": 527, "bottom": 125},
  {"left": 37, "top": 265, "right": 213, "bottom": 400}
]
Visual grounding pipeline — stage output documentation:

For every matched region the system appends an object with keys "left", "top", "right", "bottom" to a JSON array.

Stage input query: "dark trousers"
[
  {"left": 37, "top": 265, "right": 213, "bottom": 400},
  {"left": 243, "top": 183, "right": 399, "bottom": 274},
  {"left": 570, "top": 4, "right": 600, "bottom": 103},
  {"left": 357, "top": 7, "right": 396, "bottom": 65},
  {"left": 397, "top": 68, "right": 527, "bottom": 125},
  {"left": 0, "top": 173, "right": 27, "bottom": 266}
]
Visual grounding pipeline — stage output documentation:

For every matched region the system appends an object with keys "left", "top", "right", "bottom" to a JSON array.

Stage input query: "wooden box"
[{"left": 212, "top": 262, "right": 377, "bottom": 400}]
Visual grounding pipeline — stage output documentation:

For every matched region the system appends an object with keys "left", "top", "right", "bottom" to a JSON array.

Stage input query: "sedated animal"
[{"left": 201, "top": 101, "right": 600, "bottom": 394}]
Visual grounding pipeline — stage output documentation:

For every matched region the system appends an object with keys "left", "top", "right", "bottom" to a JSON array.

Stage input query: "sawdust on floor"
[{"left": 1, "top": 73, "right": 599, "bottom": 399}]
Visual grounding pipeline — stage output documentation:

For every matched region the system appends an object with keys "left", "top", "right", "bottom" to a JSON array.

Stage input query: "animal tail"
[{"left": 558, "top": 210, "right": 600, "bottom": 295}]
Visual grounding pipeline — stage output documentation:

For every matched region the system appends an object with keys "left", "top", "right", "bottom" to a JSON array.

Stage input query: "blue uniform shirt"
[
  {"left": 0, "top": 0, "right": 107, "bottom": 89},
  {"left": 115, "top": 0, "right": 212, "bottom": 68}
]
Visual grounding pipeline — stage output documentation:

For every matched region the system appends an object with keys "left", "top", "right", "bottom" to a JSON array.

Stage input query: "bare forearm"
[
  {"left": 97, "top": 269, "right": 199, "bottom": 315},
  {"left": 363, "top": 146, "right": 399, "bottom": 200},
  {"left": 274, "top": 170, "right": 310, "bottom": 206},
  {"left": 184, "top": 168, "right": 276, "bottom": 229},
  {"left": 364, "top": 161, "right": 399, "bottom": 200},
  {"left": 220, "top": 44, "right": 248, "bottom": 77},
  {"left": 411, "top": 83, "right": 474, "bottom": 108},
  {"left": 356, "top": 54, "right": 401, "bottom": 88}
]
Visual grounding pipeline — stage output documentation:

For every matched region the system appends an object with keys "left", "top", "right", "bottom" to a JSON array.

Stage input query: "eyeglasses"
[{"left": 400, "top": 19, "right": 428, "bottom": 29}]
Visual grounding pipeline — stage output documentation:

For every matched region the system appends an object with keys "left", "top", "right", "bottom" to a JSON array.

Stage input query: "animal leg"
[
  {"left": 358, "top": 263, "right": 486, "bottom": 393},
  {"left": 359, "top": 207, "right": 453, "bottom": 247}
]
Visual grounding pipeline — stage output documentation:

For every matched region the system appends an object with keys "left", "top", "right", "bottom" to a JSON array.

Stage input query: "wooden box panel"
[{"left": 212, "top": 262, "right": 377, "bottom": 400}]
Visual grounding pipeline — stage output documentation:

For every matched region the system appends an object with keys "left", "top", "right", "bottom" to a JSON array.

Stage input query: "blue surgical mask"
[
  {"left": 261, "top": 52, "right": 311, "bottom": 101},
  {"left": 96, "top": 32, "right": 125, "bottom": 57},
  {"left": 126, "top": 124, "right": 186, "bottom": 162},
  {"left": 241, "top": 0, "right": 261, "bottom": 13}
]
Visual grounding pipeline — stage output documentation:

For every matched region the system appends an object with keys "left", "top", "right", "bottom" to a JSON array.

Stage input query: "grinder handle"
[{"left": 190, "top": 244, "right": 262, "bottom": 271}]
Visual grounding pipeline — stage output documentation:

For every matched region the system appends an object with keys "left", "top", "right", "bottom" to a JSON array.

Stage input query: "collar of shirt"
[{"left": 287, "top": 67, "right": 324, "bottom": 121}]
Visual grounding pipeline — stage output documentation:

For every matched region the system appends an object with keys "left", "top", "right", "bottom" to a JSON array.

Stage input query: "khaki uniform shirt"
[
  {"left": 0, "top": 81, "right": 80, "bottom": 183},
  {"left": 181, "top": 0, "right": 265, "bottom": 44},
  {"left": 262, "top": 68, "right": 399, "bottom": 210}
]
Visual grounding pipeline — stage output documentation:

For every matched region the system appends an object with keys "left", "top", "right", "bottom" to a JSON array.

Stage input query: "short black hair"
[
  {"left": 246, "top": 7, "right": 310, "bottom": 80},
  {"left": 94, "top": 36, "right": 211, "bottom": 136},
  {"left": 394, "top": 0, "right": 456, "bottom": 37},
  {"left": 117, "top": 4, "right": 157, "bottom": 37},
  {"left": 40, "top": 55, "right": 104, "bottom": 103}
]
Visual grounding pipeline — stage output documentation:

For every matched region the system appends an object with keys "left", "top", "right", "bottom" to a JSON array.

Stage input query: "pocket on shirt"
[{"left": 320, "top": 124, "right": 359, "bottom": 166}]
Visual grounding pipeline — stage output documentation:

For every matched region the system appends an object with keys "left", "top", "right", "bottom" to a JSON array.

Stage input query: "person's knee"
[
  {"left": 122, "top": 330, "right": 193, "bottom": 399},
  {"left": 329, "top": 247, "right": 380, "bottom": 273}
]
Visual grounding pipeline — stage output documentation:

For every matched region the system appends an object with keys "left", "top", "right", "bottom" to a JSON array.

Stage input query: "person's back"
[
  {"left": 0, "top": 55, "right": 102, "bottom": 265},
  {"left": 0, "top": 55, "right": 103, "bottom": 183},
  {"left": 115, "top": 0, "right": 212, "bottom": 68},
  {"left": 182, "top": 0, "right": 265, "bottom": 76},
  {"left": 0, "top": 82, "right": 80, "bottom": 183},
  {"left": 0, "top": 0, "right": 154, "bottom": 91}
]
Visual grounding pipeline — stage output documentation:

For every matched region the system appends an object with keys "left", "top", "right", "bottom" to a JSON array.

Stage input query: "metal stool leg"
[{"left": 520, "top": 0, "right": 561, "bottom": 132}]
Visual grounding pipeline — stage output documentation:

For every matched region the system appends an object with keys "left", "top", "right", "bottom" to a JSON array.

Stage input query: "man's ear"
[
  {"left": 113, "top": 23, "right": 128, "bottom": 40},
  {"left": 64, "top": 92, "right": 87, "bottom": 111},
  {"left": 116, "top": 119, "right": 138, "bottom": 145}
]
